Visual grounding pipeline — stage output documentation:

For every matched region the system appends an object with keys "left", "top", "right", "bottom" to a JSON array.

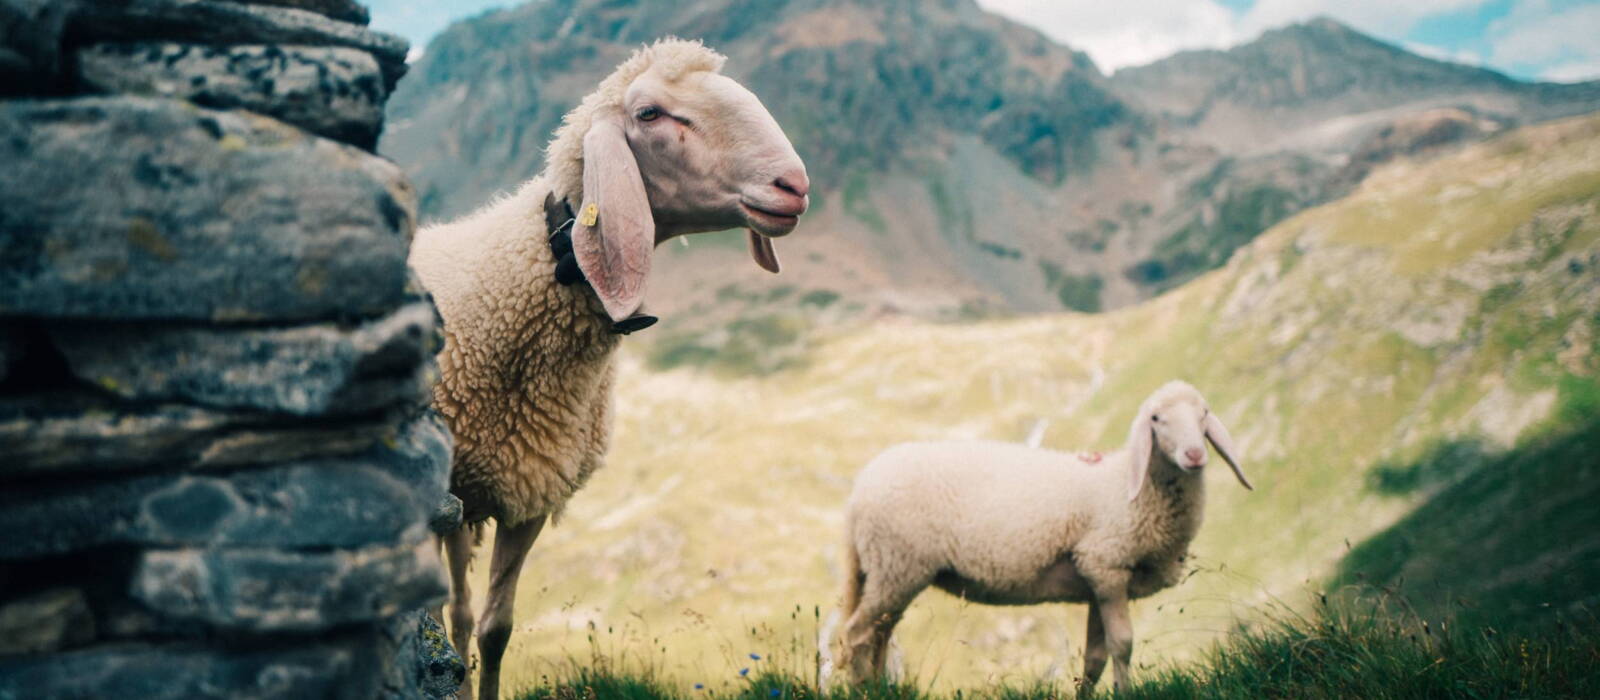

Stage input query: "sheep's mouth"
[{"left": 740, "top": 201, "right": 801, "bottom": 236}]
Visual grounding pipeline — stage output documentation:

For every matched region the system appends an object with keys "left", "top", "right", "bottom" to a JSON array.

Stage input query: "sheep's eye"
[
  {"left": 636, "top": 106, "right": 662, "bottom": 122},
  {"left": 1151, "top": 414, "right": 1160, "bottom": 422}
]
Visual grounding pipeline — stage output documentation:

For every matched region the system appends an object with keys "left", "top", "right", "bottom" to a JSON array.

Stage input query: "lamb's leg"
[
  {"left": 476, "top": 516, "right": 546, "bottom": 700},
  {"left": 1079, "top": 600, "right": 1108, "bottom": 695},
  {"left": 443, "top": 527, "right": 476, "bottom": 700},
  {"left": 1090, "top": 577, "right": 1136, "bottom": 692},
  {"left": 842, "top": 575, "right": 921, "bottom": 684}
]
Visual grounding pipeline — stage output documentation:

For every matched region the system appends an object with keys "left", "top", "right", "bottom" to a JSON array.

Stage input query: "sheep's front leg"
[
  {"left": 477, "top": 516, "right": 546, "bottom": 700},
  {"left": 1079, "top": 600, "right": 1108, "bottom": 694},
  {"left": 1090, "top": 575, "right": 1136, "bottom": 692}
]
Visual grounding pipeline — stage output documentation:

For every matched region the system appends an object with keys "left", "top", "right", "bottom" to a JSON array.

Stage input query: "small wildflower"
[
  {"left": 749, "top": 653, "right": 762, "bottom": 660},
  {"left": 769, "top": 689, "right": 781, "bottom": 698},
  {"left": 693, "top": 683, "right": 704, "bottom": 690},
  {"left": 739, "top": 668, "right": 749, "bottom": 676}
]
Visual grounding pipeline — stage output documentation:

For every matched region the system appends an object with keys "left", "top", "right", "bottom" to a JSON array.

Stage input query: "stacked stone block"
[{"left": 0, "top": 1, "right": 462, "bottom": 697}]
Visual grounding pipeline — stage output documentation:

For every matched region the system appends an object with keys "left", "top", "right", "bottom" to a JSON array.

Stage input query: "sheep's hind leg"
[
  {"left": 443, "top": 526, "right": 477, "bottom": 700},
  {"left": 842, "top": 573, "right": 923, "bottom": 684},
  {"left": 1079, "top": 600, "right": 1108, "bottom": 695},
  {"left": 476, "top": 516, "right": 547, "bottom": 700}
]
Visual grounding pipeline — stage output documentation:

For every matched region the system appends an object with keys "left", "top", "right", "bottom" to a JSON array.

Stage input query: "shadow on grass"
[
  {"left": 1339, "top": 418, "right": 1600, "bottom": 631},
  {"left": 1364, "top": 437, "right": 1493, "bottom": 496}
]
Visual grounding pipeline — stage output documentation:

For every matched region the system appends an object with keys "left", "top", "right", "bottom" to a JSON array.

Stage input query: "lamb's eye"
[
  {"left": 636, "top": 106, "right": 662, "bottom": 122},
  {"left": 1151, "top": 414, "right": 1160, "bottom": 422}
]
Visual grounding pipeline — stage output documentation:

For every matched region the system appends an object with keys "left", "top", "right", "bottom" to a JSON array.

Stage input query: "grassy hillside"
[{"left": 459, "top": 113, "right": 1600, "bottom": 696}]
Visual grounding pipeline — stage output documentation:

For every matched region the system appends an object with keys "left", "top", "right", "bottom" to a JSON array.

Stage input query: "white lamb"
[
  {"left": 408, "top": 39, "right": 809, "bottom": 700},
  {"left": 837, "top": 381, "right": 1253, "bottom": 691}
]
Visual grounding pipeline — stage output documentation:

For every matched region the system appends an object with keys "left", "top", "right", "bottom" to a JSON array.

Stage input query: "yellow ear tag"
[{"left": 579, "top": 202, "right": 599, "bottom": 227}]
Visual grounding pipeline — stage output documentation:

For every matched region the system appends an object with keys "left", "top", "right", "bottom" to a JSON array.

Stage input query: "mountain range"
[{"left": 381, "top": 0, "right": 1600, "bottom": 317}]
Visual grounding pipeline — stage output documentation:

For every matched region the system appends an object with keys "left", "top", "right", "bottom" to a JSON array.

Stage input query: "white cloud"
[
  {"left": 975, "top": 0, "right": 1507, "bottom": 74},
  {"left": 974, "top": 0, "right": 1244, "bottom": 72},
  {"left": 1487, "top": 0, "right": 1600, "bottom": 81},
  {"left": 1540, "top": 57, "right": 1600, "bottom": 83}
]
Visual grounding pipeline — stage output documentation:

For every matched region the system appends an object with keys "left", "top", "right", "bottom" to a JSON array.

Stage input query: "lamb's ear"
[
  {"left": 1204, "top": 411, "right": 1253, "bottom": 491},
  {"left": 572, "top": 116, "right": 654, "bottom": 322},
  {"left": 1127, "top": 413, "right": 1154, "bottom": 502}
]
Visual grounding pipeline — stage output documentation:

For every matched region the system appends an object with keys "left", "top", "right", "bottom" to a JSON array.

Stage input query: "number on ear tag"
[{"left": 579, "top": 202, "right": 599, "bottom": 227}]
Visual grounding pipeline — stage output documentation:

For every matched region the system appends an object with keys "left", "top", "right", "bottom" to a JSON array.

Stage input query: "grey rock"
[
  {"left": 0, "top": 323, "right": 17, "bottom": 384},
  {"left": 212, "top": 0, "right": 370, "bottom": 25},
  {"left": 429, "top": 493, "right": 464, "bottom": 536},
  {"left": 3, "top": 0, "right": 404, "bottom": 96},
  {"left": 78, "top": 42, "right": 388, "bottom": 148},
  {"left": 0, "top": 0, "right": 72, "bottom": 94},
  {"left": 131, "top": 540, "right": 447, "bottom": 633},
  {"left": 409, "top": 610, "right": 465, "bottom": 699},
  {"left": 0, "top": 96, "right": 415, "bottom": 322},
  {"left": 0, "top": 409, "right": 448, "bottom": 558},
  {"left": 0, "top": 393, "right": 396, "bottom": 476},
  {"left": 71, "top": 0, "right": 406, "bottom": 89},
  {"left": 379, "top": 410, "right": 454, "bottom": 521},
  {"left": 49, "top": 302, "right": 438, "bottom": 416},
  {"left": 0, "top": 635, "right": 384, "bottom": 700},
  {"left": 0, "top": 457, "right": 429, "bottom": 560},
  {"left": 0, "top": 587, "right": 96, "bottom": 655}
]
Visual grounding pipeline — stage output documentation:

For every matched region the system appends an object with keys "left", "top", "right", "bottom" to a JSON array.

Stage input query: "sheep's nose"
[
  {"left": 774, "top": 170, "right": 809, "bottom": 199},
  {"left": 1184, "top": 447, "right": 1205, "bottom": 466}
]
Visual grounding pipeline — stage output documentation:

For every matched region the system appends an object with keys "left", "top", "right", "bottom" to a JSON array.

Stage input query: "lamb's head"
[
  {"left": 1125, "top": 381, "right": 1252, "bottom": 501},
  {"left": 547, "top": 38, "right": 809, "bottom": 322}
]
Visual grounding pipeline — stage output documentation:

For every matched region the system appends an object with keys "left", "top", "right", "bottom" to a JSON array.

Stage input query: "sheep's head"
[
  {"left": 1125, "top": 381, "right": 1252, "bottom": 501},
  {"left": 548, "top": 39, "right": 809, "bottom": 322}
]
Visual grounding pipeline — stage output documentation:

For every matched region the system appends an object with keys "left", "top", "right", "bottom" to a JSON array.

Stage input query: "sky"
[{"left": 364, "top": 0, "right": 1600, "bottom": 82}]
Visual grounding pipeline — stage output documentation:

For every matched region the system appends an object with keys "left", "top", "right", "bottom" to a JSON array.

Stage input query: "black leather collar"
[{"left": 544, "top": 193, "right": 657, "bottom": 335}]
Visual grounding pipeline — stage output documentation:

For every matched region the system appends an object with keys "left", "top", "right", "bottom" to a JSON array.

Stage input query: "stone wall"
[{"left": 0, "top": 1, "right": 461, "bottom": 697}]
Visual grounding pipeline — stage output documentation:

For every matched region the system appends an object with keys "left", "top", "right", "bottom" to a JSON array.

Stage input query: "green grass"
[
  {"left": 514, "top": 601, "right": 1600, "bottom": 699},
  {"left": 1121, "top": 597, "right": 1600, "bottom": 700},
  {"left": 1335, "top": 418, "right": 1600, "bottom": 631}
]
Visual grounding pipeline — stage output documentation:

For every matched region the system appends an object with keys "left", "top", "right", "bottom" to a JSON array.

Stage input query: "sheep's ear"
[
  {"left": 1127, "top": 415, "right": 1154, "bottom": 502},
  {"left": 572, "top": 116, "right": 655, "bottom": 323},
  {"left": 1204, "top": 411, "right": 1253, "bottom": 491}
]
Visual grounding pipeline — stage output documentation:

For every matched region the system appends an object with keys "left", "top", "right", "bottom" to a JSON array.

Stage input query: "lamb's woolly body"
[
  {"left": 409, "top": 39, "right": 727, "bottom": 527},
  {"left": 839, "top": 381, "right": 1219, "bottom": 685},
  {"left": 848, "top": 438, "right": 1199, "bottom": 607}
]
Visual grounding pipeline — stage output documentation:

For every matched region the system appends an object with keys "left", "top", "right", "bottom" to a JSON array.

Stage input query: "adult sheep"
[
  {"left": 837, "top": 381, "right": 1253, "bottom": 691},
  {"left": 409, "top": 39, "right": 809, "bottom": 700}
]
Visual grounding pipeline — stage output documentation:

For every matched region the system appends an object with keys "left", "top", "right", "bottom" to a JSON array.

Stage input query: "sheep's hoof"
[{"left": 611, "top": 314, "right": 657, "bottom": 335}]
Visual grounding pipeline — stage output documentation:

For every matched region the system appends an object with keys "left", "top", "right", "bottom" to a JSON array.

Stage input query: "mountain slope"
[
  {"left": 1112, "top": 17, "right": 1600, "bottom": 154},
  {"left": 382, "top": 2, "right": 1600, "bottom": 319},
  {"left": 454, "top": 114, "right": 1600, "bottom": 692}
]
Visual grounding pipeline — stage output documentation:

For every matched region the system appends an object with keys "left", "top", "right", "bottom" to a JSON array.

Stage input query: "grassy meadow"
[{"left": 450, "top": 115, "right": 1600, "bottom": 697}]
